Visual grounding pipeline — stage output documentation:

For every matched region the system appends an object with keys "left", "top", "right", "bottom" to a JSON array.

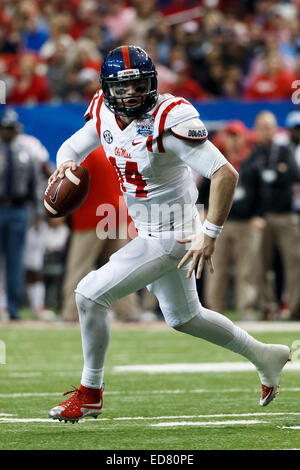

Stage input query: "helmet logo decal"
[{"left": 117, "top": 69, "right": 140, "bottom": 78}]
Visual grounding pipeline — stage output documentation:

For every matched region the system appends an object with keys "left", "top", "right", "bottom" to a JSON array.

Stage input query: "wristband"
[{"left": 202, "top": 219, "right": 223, "bottom": 238}]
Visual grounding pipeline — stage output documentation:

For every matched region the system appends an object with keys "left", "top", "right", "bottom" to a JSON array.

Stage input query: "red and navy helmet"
[{"left": 100, "top": 45, "right": 158, "bottom": 118}]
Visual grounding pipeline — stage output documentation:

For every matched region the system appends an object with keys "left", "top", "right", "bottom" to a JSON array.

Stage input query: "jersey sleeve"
[
  {"left": 84, "top": 90, "right": 103, "bottom": 122},
  {"left": 164, "top": 132, "right": 228, "bottom": 179},
  {"left": 56, "top": 119, "right": 101, "bottom": 167}
]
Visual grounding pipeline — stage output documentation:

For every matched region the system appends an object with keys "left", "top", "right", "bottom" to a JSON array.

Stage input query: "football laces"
[{"left": 45, "top": 179, "right": 54, "bottom": 196}]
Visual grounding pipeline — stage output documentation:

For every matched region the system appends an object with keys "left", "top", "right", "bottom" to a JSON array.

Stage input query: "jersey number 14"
[{"left": 109, "top": 156, "right": 147, "bottom": 198}]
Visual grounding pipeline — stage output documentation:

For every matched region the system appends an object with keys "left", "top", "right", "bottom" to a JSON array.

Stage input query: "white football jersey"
[
  {"left": 57, "top": 91, "right": 228, "bottom": 236},
  {"left": 16, "top": 134, "right": 49, "bottom": 163}
]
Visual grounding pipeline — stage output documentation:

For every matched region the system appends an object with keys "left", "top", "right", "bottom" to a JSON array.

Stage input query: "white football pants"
[{"left": 76, "top": 234, "right": 201, "bottom": 327}]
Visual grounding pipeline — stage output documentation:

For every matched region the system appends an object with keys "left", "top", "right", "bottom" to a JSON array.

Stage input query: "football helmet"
[{"left": 100, "top": 45, "right": 158, "bottom": 118}]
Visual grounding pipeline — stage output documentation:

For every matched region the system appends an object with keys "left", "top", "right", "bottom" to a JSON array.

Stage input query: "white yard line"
[
  {"left": 112, "top": 412, "right": 300, "bottom": 421},
  {"left": 113, "top": 362, "right": 300, "bottom": 373},
  {"left": 0, "top": 392, "right": 61, "bottom": 398},
  {"left": 1, "top": 412, "right": 300, "bottom": 424},
  {"left": 0, "top": 418, "right": 60, "bottom": 423},
  {"left": 151, "top": 419, "right": 267, "bottom": 427},
  {"left": 281, "top": 426, "right": 300, "bottom": 430},
  {"left": 1, "top": 387, "right": 300, "bottom": 399}
]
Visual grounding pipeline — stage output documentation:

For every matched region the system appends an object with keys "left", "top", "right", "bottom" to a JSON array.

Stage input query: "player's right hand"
[{"left": 48, "top": 160, "right": 78, "bottom": 184}]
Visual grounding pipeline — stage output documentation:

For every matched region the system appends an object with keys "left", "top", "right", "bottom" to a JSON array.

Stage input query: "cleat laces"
[{"left": 58, "top": 386, "right": 84, "bottom": 409}]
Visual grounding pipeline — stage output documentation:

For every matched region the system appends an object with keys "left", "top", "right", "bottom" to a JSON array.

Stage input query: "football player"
[{"left": 48, "top": 46, "right": 290, "bottom": 422}]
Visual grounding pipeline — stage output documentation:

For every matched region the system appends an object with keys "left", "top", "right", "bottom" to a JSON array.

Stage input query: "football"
[{"left": 44, "top": 166, "right": 90, "bottom": 218}]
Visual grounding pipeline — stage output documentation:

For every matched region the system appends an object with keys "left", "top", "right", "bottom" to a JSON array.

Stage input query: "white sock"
[
  {"left": 175, "top": 307, "right": 265, "bottom": 365},
  {"left": 81, "top": 366, "right": 104, "bottom": 389},
  {"left": 76, "top": 293, "right": 110, "bottom": 389}
]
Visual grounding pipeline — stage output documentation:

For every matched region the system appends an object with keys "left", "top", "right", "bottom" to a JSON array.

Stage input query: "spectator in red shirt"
[
  {"left": 8, "top": 54, "right": 51, "bottom": 104},
  {"left": 212, "top": 120, "right": 253, "bottom": 169},
  {"left": 244, "top": 51, "right": 296, "bottom": 100},
  {"left": 168, "top": 44, "right": 207, "bottom": 101},
  {"left": 170, "top": 62, "right": 207, "bottom": 101}
]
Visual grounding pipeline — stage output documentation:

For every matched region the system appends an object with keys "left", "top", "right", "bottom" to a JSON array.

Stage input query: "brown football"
[{"left": 44, "top": 166, "right": 90, "bottom": 218}]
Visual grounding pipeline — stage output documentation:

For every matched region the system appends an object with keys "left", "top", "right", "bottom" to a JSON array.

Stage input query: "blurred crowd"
[
  {"left": 0, "top": 105, "right": 300, "bottom": 323},
  {"left": 1, "top": 0, "right": 300, "bottom": 104},
  {"left": 1, "top": 0, "right": 300, "bottom": 323}
]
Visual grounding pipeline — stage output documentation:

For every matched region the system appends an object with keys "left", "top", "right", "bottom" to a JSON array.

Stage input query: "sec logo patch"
[{"left": 103, "top": 130, "right": 113, "bottom": 144}]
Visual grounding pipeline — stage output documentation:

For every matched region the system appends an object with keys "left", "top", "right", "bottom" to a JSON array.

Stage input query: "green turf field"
[{"left": 0, "top": 321, "right": 299, "bottom": 450}]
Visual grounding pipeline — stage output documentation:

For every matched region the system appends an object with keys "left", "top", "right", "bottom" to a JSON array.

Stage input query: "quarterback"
[{"left": 48, "top": 46, "right": 290, "bottom": 422}]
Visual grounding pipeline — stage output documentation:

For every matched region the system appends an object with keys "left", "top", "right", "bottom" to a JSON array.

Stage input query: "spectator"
[
  {"left": 200, "top": 45, "right": 225, "bottom": 97},
  {"left": 130, "top": 0, "right": 162, "bottom": 48},
  {"left": 46, "top": 38, "right": 70, "bottom": 101},
  {"left": 168, "top": 44, "right": 207, "bottom": 101},
  {"left": 104, "top": 0, "right": 136, "bottom": 43},
  {"left": 199, "top": 120, "right": 261, "bottom": 319},
  {"left": 8, "top": 53, "right": 51, "bottom": 104},
  {"left": 0, "top": 23, "right": 19, "bottom": 54},
  {"left": 18, "top": 0, "right": 49, "bottom": 52},
  {"left": 44, "top": 216, "right": 70, "bottom": 312},
  {"left": 144, "top": 37, "right": 176, "bottom": 95},
  {"left": 18, "top": 130, "right": 55, "bottom": 321},
  {"left": 0, "top": 56, "right": 15, "bottom": 98},
  {"left": 48, "top": 37, "right": 102, "bottom": 103},
  {"left": 0, "top": 108, "right": 40, "bottom": 320},
  {"left": 68, "top": 0, "right": 98, "bottom": 40},
  {"left": 244, "top": 51, "right": 296, "bottom": 100},
  {"left": 83, "top": 23, "right": 114, "bottom": 60},
  {"left": 170, "top": 62, "right": 207, "bottom": 101},
  {"left": 222, "top": 64, "right": 243, "bottom": 99},
  {"left": 15, "top": 130, "right": 54, "bottom": 201},
  {"left": 39, "top": 13, "right": 74, "bottom": 61},
  {"left": 147, "top": 18, "right": 173, "bottom": 67},
  {"left": 25, "top": 214, "right": 56, "bottom": 321},
  {"left": 249, "top": 111, "right": 300, "bottom": 320},
  {"left": 64, "top": 37, "right": 102, "bottom": 102}
]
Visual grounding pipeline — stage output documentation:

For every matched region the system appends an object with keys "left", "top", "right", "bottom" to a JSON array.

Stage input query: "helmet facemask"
[{"left": 102, "top": 72, "right": 158, "bottom": 118}]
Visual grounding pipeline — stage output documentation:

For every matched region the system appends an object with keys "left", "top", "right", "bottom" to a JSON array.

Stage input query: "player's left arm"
[{"left": 169, "top": 118, "right": 238, "bottom": 278}]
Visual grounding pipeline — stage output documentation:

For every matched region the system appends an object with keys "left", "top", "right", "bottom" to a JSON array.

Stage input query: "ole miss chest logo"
[{"left": 115, "top": 147, "right": 131, "bottom": 159}]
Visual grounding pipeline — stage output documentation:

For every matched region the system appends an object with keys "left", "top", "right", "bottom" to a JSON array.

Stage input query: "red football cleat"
[{"left": 49, "top": 384, "right": 104, "bottom": 422}]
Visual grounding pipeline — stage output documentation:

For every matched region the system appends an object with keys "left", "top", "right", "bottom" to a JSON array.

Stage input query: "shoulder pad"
[{"left": 171, "top": 118, "right": 208, "bottom": 142}]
